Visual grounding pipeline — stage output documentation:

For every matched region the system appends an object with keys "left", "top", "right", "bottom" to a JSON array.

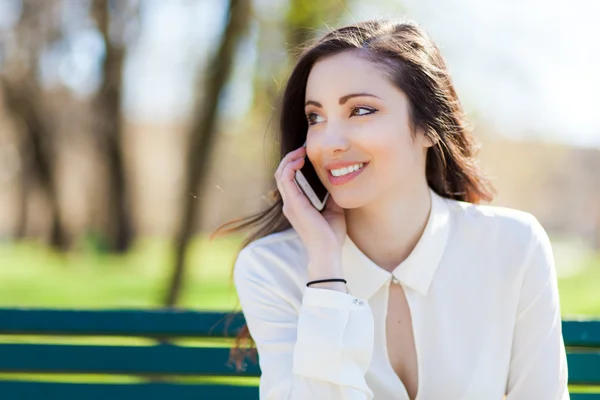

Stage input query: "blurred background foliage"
[{"left": 0, "top": 0, "right": 598, "bottom": 316}]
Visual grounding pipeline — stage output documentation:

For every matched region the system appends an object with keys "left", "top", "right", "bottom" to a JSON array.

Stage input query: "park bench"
[{"left": 0, "top": 309, "right": 597, "bottom": 399}]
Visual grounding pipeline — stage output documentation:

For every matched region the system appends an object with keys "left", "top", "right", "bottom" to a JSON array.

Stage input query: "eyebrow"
[{"left": 304, "top": 93, "right": 380, "bottom": 108}]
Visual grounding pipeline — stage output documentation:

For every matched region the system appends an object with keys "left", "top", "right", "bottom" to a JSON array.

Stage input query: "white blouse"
[{"left": 233, "top": 187, "right": 569, "bottom": 400}]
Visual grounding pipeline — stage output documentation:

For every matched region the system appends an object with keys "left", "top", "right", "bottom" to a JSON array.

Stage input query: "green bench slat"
[
  {"left": 571, "top": 395, "right": 600, "bottom": 400},
  {"left": 0, "top": 345, "right": 596, "bottom": 384},
  {"left": 1, "top": 383, "right": 598, "bottom": 400},
  {"left": 0, "top": 344, "right": 260, "bottom": 377},
  {"left": 0, "top": 309, "right": 244, "bottom": 338},
  {"left": 0, "top": 381, "right": 259, "bottom": 400},
  {"left": 0, "top": 309, "right": 597, "bottom": 347},
  {"left": 567, "top": 352, "right": 600, "bottom": 385},
  {"left": 563, "top": 320, "right": 600, "bottom": 347}
]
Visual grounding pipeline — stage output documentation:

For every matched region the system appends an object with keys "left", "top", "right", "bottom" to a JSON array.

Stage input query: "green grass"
[
  {"left": 553, "top": 239, "right": 600, "bottom": 317},
  {"left": 0, "top": 235, "right": 243, "bottom": 310},
  {"left": 0, "top": 234, "right": 598, "bottom": 316}
]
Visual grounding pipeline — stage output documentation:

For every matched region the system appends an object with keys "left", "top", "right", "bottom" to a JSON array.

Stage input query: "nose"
[{"left": 318, "top": 123, "right": 351, "bottom": 155}]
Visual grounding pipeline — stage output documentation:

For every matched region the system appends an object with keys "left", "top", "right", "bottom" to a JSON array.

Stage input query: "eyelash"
[{"left": 306, "top": 106, "right": 378, "bottom": 126}]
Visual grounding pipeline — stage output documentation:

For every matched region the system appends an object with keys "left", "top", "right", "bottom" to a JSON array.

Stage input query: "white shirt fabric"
[{"left": 234, "top": 187, "right": 569, "bottom": 400}]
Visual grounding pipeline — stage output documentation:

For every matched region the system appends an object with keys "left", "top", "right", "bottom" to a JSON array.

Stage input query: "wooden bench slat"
[
  {"left": 567, "top": 352, "right": 600, "bottom": 385},
  {"left": 564, "top": 320, "right": 600, "bottom": 348},
  {"left": 571, "top": 394, "right": 600, "bottom": 400},
  {"left": 2, "top": 382, "right": 597, "bottom": 400},
  {"left": 0, "top": 381, "right": 259, "bottom": 400},
  {"left": 0, "top": 344, "right": 260, "bottom": 377},
  {"left": 0, "top": 309, "right": 243, "bottom": 338},
  {"left": 0, "top": 308, "right": 598, "bottom": 347},
  {"left": 2, "top": 344, "right": 596, "bottom": 384}
]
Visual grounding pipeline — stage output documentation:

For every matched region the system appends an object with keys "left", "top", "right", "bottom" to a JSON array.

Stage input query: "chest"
[
  {"left": 386, "top": 282, "right": 419, "bottom": 400},
  {"left": 371, "top": 274, "right": 516, "bottom": 400}
]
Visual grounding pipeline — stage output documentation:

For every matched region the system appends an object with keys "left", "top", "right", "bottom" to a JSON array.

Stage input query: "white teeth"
[{"left": 330, "top": 163, "right": 364, "bottom": 177}]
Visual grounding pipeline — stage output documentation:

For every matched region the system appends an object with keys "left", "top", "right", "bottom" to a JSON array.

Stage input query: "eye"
[
  {"left": 351, "top": 106, "right": 378, "bottom": 117},
  {"left": 306, "top": 112, "right": 325, "bottom": 126},
  {"left": 306, "top": 107, "right": 379, "bottom": 125}
]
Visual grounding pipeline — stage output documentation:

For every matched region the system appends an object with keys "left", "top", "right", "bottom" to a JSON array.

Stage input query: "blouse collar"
[{"left": 341, "top": 187, "right": 451, "bottom": 299}]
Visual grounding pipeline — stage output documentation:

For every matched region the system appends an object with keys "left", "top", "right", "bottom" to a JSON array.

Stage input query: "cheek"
[
  {"left": 305, "top": 143, "right": 320, "bottom": 166},
  {"left": 305, "top": 132, "right": 326, "bottom": 158},
  {"left": 368, "top": 129, "right": 421, "bottom": 178},
  {"left": 375, "top": 148, "right": 404, "bottom": 176}
]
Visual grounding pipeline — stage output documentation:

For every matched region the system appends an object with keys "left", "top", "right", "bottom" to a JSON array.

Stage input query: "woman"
[{"left": 218, "top": 19, "right": 569, "bottom": 399}]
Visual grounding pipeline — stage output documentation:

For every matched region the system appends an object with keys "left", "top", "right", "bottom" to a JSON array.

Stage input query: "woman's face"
[{"left": 304, "top": 50, "right": 433, "bottom": 209}]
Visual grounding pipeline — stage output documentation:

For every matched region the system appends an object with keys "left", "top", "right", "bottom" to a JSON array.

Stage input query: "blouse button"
[{"left": 353, "top": 298, "right": 364, "bottom": 306}]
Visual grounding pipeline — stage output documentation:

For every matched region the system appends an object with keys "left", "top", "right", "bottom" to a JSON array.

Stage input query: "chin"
[{"left": 330, "top": 192, "right": 370, "bottom": 209}]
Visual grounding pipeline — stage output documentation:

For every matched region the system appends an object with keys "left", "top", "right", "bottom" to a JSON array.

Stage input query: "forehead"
[{"left": 305, "top": 51, "right": 392, "bottom": 100}]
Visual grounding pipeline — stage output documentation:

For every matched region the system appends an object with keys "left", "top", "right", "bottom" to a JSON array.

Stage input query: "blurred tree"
[
  {"left": 1, "top": 0, "right": 139, "bottom": 252},
  {"left": 90, "top": 0, "right": 139, "bottom": 253},
  {"left": 285, "top": 0, "right": 348, "bottom": 54},
  {"left": 0, "top": 0, "right": 68, "bottom": 249},
  {"left": 165, "top": 0, "right": 253, "bottom": 307}
]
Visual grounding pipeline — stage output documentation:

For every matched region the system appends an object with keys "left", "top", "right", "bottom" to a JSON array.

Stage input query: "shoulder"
[
  {"left": 233, "top": 228, "right": 309, "bottom": 288},
  {"left": 442, "top": 196, "right": 550, "bottom": 266},
  {"left": 446, "top": 197, "right": 544, "bottom": 240}
]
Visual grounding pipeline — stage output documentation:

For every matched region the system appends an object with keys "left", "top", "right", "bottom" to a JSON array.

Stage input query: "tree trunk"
[
  {"left": 165, "top": 0, "right": 252, "bottom": 307},
  {"left": 0, "top": 0, "right": 68, "bottom": 248},
  {"left": 0, "top": 78, "right": 68, "bottom": 249},
  {"left": 13, "top": 157, "right": 28, "bottom": 239},
  {"left": 91, "top": 0, "right": 134, "bottom": 253}
]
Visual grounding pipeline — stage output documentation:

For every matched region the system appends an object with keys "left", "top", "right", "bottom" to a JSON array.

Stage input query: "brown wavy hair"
[{"left": 211, "top": 18, "right": 495, "bottom": 371}]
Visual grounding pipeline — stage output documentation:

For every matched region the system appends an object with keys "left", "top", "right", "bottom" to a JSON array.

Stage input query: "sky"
[
  {"left": 381, "top": 0, "right": 600, "bottom": 147},
  {"left": 124, "top": 0, "right": 599, "bottom": 147},
  {"left": 1, "top": 0, "right": 598, "bottom": 148}
]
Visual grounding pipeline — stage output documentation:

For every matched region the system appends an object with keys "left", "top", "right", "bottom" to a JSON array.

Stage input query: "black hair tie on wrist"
[{"left": 306, "top": 278, "right": 347, "bottom": 287}]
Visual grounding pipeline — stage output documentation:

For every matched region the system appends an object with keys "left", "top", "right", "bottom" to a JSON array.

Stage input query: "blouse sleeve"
[
  {"left": 233, "top": 245, "right": 375, "bottom": 399},
  {"left": 505, "top": 217, "right": 569, "bottom": 399}
]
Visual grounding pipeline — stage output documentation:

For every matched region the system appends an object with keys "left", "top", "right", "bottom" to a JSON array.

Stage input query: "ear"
[{"left": 420, "top": 130, "right": 438, "bottom": 148}]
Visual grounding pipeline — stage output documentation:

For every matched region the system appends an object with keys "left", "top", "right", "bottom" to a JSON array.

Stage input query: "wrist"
[
  {"left": 307, "top": 258, "right": 344, "bottom": 281},
  {"left": 306, "top": 280, "right": 347, "bottom": 293},
  {"left": 306, "top": 278, "right": 346, "bottom": 287},
  {"left": 307, "top": 241, "right": 341, "bottom": 261},
  {"left": 307, "top": 252, "right": 342, "bottom": 267}
]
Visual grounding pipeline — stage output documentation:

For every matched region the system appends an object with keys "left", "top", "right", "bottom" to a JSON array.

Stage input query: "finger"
[
  {"left": 277, "top": 157, "right": 304, "bottom": 201},
  {"left": 274, "top": 146, "right": 306, "bottom": 181},
  {"left": 277, "top": 159, "right": 302, "bottom": 205},
  {"left": 280, "top": 158, "right": 310, "bottom": 208},
  {"left": 275, "top": 146, "right": 305, "bottom": 183},
  {"left": 275, "top": 174, "right": 286, "bottom": 203},
  {"left": 275, "top": 149, "right": 305, "bottom": 203}
]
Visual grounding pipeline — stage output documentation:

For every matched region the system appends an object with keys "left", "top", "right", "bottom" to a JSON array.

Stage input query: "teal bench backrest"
[
  {"left": 564, "top": 319, "right": 600, "bottom": 399},
  {"left": 0, "top": 309, "right": 597, "bottom": 399},
  {"left": 0, "top": 309, "right": 259, "bottom": 399}
]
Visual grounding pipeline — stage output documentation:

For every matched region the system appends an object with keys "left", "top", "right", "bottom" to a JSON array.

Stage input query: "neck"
[{"left": 345, "top": 180, "right": 432, "bottom": 273}]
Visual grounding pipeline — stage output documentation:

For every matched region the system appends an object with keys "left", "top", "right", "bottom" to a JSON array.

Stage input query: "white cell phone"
[{"left": 294, "top": 143, "right": 330, "bottom": 211}]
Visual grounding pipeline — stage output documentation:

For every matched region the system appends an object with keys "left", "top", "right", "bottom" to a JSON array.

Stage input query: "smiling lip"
[{"left": 326, "top": 162, "right": 369, "bottom": 186}]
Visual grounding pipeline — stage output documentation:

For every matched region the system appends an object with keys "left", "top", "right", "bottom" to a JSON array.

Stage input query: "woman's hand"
[{"left": 274, "top": 145, "right": 347, "bottom": 265}]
